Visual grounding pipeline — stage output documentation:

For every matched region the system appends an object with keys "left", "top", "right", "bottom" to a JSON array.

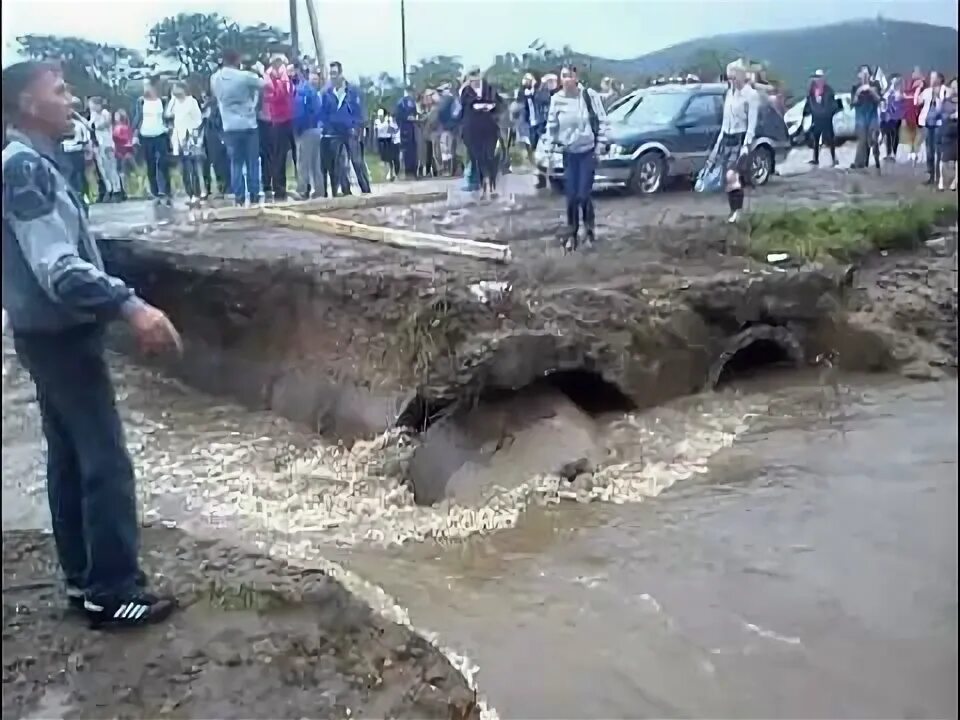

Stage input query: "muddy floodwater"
[
  {"left": 335, "top": 377, "right": 958, "bottom": 718},
  {"left": 4, "top": 324, "right": 956, "bottom": 717}
]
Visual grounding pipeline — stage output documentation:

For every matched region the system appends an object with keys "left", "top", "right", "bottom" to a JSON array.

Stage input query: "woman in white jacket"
[
  {"left": 166, "top": 82, "right": 204, "bottom": 204},
  {"left": 708, "top": 60, "right": 761, "bottom": 223},
  {"left": 546, "top": 65, "right": 608, "bottom": 251}
]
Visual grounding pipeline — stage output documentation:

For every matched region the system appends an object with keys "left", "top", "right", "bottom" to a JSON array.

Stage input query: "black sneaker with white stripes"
[
  {"left": 66, "top": 571, "right": 149, "bottom": 612},
  {"left": 83, "top": 592, "right": 176, "bottom": 628},
  {"left": 66, "top": 584, "right": 85, "bottom": 611}
]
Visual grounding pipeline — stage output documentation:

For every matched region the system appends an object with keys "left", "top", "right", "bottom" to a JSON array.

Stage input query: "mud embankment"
[
  {"left": 2, "top": 528, "right": 479, "bottom": 720},
  {"left": 95, "top": 178, "right": 958, "bottom": 508},
  {"left": 99, "top": 216, "right": 866, "bottom": 438},
  {"left": 94, "top": 199, "right": 959, "bottom": 508}
]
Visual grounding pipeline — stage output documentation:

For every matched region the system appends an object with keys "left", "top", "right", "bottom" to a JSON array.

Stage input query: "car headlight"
[{"left": 608, "top": 144, "right": 626, "bottom": 157}]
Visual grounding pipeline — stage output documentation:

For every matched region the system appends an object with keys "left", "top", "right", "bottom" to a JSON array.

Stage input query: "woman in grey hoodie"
[{"left": 546, "top": 65, "right": 608, "bottom": 250}]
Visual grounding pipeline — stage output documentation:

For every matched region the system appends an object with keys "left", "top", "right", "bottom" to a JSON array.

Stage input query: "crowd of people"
[
  {"left": 800, "top": 65, "right": 958, "bottom": 190},
  {"left": 50, "top": 54, "right": 635, "bottom": 210},
  {"left": 55, "top": 52, "right": 377, "bottom": 209},
  {"left": 48, "top": 56, "right": 960, "bottom": 243},
  {"left": 61, "top": 83, "right": 231, "bottom": 208}
]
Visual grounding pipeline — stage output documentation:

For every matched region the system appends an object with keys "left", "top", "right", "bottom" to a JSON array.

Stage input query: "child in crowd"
[{"left": 112, "top": 109, "right": 136, "bottom": 198}]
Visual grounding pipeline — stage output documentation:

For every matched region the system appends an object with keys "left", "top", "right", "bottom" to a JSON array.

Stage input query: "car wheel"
[
  {"left": 630, "top": 152, "right": 665, "bottom": 194},
  {"left": 751, "top": 146, "right": 774, "bottom": 186},
  {"left": 549, "top": 178, "right": 564, "bottom": 193}
]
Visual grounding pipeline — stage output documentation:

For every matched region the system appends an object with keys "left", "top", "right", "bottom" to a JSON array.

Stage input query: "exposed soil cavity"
[
  {"left": 541, "top": 370, "right": 637, "bottom": 415},
  {"left": 715, "top": 339, "right": 794, "bottom": 387},
  {"left": 709, "top": 325, "right": 806, "bottom": 389},
  {"left": 398, "top": 369, "right": 633, "bottom": 436}
]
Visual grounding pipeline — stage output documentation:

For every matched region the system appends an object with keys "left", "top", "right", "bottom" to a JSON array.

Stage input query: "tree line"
[{"left": 16, "top": 12, "right": 778, "bottom": 118}]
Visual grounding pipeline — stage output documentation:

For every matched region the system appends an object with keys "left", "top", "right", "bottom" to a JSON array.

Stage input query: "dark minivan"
[{"left": 535, "top": 83, "right": 790, "bottom": 193}]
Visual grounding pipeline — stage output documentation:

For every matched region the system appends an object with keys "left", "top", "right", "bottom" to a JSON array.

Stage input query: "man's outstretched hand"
[{"left": 127, "top": 302, "right": 183, "bottom": 356}]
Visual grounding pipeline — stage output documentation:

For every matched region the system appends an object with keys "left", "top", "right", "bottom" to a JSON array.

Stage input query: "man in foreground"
[{"left": 2, "top": 61, "right": 183, "bottom": 627}]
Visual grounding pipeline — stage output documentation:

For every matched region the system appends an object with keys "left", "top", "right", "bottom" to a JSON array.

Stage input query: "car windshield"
[
  {"left": 606, "top": 92, "right": 643, "bottom": 122},
  {"left": 611, "top": 91, "right": 689, "bottom": 126}
]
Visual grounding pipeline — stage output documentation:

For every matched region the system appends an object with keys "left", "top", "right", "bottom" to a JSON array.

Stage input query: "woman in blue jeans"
[
  {"left": 546, "top": 65, "right": 608, "bottom": 251},
  {"left": 132, "top": 79, "right": 172, "bottom": 206},
  {"left": 918, "top": 70, "right": 948, "bottom": 184}
]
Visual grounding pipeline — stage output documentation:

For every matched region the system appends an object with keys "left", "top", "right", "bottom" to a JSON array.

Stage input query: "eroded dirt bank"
[
  {"left": 2, "top": 528, "right": 479, "bottom": 720},
  {"left": 97, "top": 169, "right": 956, "bottom": 466}
]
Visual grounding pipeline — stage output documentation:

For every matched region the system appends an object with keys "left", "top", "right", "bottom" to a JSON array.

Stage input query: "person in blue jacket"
[
  {"left": 318, "top": 60, "right": 371, "bottom": 195},
  {"left": 435, "top": 82, "right": 462, "bottom": 177},
  {"left": 293, "top": 71, "right": 326, "bottom": 198},
  {"left": 395, "top": 86, "right": 418, "bottom": 180}
]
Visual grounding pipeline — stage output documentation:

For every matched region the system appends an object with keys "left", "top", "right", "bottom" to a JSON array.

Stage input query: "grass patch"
[
  {"left": 203, "top": 580, "right": 289, "bottom": 612},
  {"left": 394, "top": 293, "right": 466, "bottom": 382},
  {"left": 744, "top": 198, "right": 959, "bottom": 262}
]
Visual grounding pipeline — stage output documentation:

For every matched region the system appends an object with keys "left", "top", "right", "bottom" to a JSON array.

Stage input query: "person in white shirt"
[
  {"left": 917, "top": 70, "right": 948, "bottom": 185},
  {"left": 165, "top": 82, "right": 204, "bottom": 204},
  {"left": 61, "top": 102, "right": 92, "bottom": 203},
  {"left": 133, "top": 78, "right": 172, "bottom": 205},
  {"left": 374, "top": 108, "right": 399, "bottom": 181},
  {"left": 87, "top": 97, "right": 123, "bottom": 200},
  {"left": 708, "top": 60, "right": 760, "bottom": 223}
]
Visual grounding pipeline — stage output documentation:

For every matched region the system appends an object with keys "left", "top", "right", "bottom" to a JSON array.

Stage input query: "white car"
[{"left": 784, "top": 93, "right": 856, "bottom": 146}]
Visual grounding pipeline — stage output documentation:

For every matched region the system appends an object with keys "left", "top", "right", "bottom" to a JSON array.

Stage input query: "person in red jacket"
[
  {"left": 903, "top": 67, "right": 926, "bottom": 165},
  {"left": 262, "top": 54, "right": 295, "bottom": 200},
  {"left": 111, "top": 109, "right": 136, "bottom": 199}
]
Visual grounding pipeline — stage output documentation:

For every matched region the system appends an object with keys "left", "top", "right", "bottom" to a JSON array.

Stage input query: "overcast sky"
[{"left": 3, "top": 0, "right": 958, "bottom": 78}]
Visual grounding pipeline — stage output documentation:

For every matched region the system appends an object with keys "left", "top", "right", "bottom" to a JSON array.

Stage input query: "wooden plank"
[
  {"left": 272, "top": 189, "right": 448, "bottom": 213},
  {"left": 261, "top": 208, "right": 512, "bottom": 263},
  {"left": 204, "top": 189, "right": 447, "bottom": 223},
  {"left": 204, "top": 205, "right": 265, "bottom": 222}
]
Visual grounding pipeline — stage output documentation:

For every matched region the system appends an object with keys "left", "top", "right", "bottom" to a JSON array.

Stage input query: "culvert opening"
[
  {"left": 540, "top": 370, "right": 636, "bottom": 416},
  {"left": 714, "top": 339, "right": 793, "bottom": 387},
  {"left": 404, "top": 369, "right": 635, "bottom": 506},
  {"left": 397, "top": 369, "right": 635, "bottom": 434}
]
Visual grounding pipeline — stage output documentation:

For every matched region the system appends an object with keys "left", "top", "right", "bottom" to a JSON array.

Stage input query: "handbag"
[{"left": 695, "top": 160, "right": 723, "bottom": 193}]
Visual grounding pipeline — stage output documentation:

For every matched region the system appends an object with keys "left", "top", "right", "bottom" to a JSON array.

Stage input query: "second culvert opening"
[
  {"left": 714, "top": 339, "right": 793, "bottom": 387},
  {"left": 541, "top": 370, "right": 636, "bottom": 415}
]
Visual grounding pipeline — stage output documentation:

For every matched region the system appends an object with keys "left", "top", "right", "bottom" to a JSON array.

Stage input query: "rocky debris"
[
  {"left": 1, "top": 528, "right": 480, "bottom": 720},
  {"left": 841, "top": 252, "right": 958, "bottom": 374}
]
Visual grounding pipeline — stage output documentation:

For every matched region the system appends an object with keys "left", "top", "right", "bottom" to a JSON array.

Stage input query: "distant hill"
[{"left": 582, "top": 18, "right": 958, "bottom": 94}]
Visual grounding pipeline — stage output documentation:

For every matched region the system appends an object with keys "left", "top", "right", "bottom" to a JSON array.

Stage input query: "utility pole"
[
  {"left": 289, "top": 0, "right": 300, "bottom": 61},
  {"left": 400, "top": 0, "right": 408, "bottom": 88},
  {"left": 305, "top": 0, "right": 324, "bottom": 76}
]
